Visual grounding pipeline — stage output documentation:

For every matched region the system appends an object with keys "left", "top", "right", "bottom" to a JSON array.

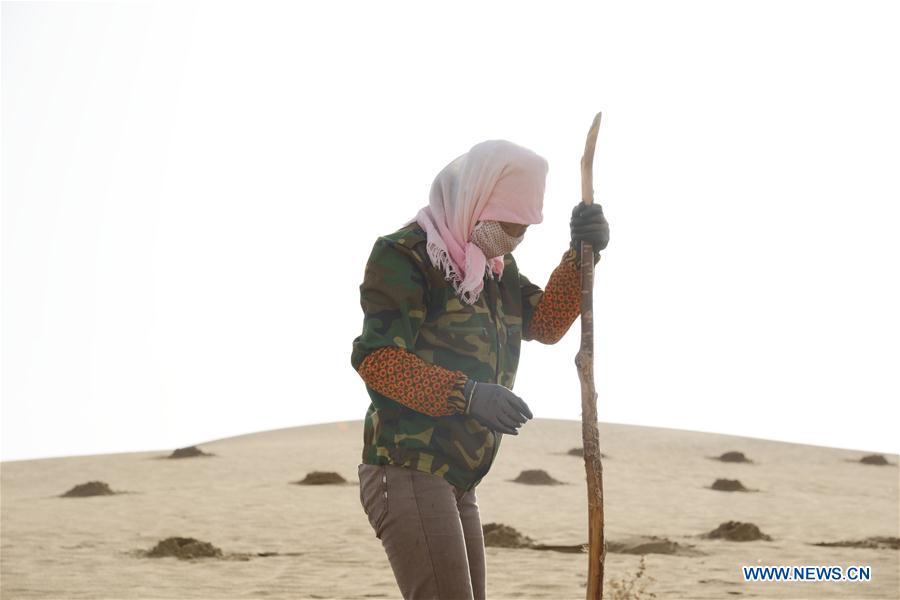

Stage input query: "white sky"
[{"left": 3, "top": 0, "right": 898, "bottom": 462}]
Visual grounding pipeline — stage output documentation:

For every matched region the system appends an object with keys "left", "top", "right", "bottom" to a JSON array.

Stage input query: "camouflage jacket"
[{"left": 351, "top": 222, "right": 575, "bottom": 491}]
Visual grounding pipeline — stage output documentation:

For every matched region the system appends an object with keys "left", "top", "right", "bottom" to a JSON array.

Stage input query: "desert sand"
[{"left": 1, "top": 418, "right": 897, "bottom": 599}]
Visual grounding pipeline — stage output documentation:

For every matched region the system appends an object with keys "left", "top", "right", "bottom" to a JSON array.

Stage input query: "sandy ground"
[{"left": 1, "top": 418, "right": 897, "bottom": 599}]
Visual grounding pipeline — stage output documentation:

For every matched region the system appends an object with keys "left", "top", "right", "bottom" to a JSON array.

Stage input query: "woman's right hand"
[{"left": 464, "top": 380, "right": 533, "bottom": 435}]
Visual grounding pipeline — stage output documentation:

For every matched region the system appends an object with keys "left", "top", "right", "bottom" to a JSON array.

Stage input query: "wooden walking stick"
[{"left": 577, "top": 112, "right": 606, "bottom": 599}]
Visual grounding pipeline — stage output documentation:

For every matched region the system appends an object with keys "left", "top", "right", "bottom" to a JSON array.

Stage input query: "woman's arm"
[
  {"left": 351, "top": 238, "right": 470, "bottom": 416},
  {"left": 358, "top": 347, "right": 469, "bottom": 416},
  {"left": 520, "top": 248, "right": 596, "bottom": 344}
]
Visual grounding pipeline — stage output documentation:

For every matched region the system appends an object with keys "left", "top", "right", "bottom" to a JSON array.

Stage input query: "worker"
[{"left": 351, "top": 139, "right": 609, "bottom": 599}]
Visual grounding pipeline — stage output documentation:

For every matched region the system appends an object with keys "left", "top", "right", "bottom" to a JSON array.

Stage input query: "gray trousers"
[{"left": 358, "top": 463, "right": 486, "bottom": 600}]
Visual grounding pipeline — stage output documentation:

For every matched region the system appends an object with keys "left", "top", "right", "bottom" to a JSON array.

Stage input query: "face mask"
[{"left": 470, "top": 220, "right": 525, "bottom": 258}]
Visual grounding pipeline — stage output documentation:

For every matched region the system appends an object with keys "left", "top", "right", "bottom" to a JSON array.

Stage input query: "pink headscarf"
[{"left": 403, "top": 140, "right": 548, "bottom": 305}]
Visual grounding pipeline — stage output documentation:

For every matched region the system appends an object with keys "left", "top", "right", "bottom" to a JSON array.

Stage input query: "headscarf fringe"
[{"left": 425, "top": 239, "right": 486, "bottom": 305}]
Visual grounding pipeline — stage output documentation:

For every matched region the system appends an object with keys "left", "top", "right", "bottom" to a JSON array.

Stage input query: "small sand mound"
[
  {"left": 482, "top": 523, "right": 535, "bottom": 548},
  {"left": 168, "top": 446, "right": 212, "bottom": 459},
  {"left": 711, "top": 478, "right": 749, "bottom": 492},
  {"left": 511, "top": 469, "right": 564, "bottom": 485},
  {"left": 296, "top": 471, "right": 346, "bottom": 485},
  {"left": 716, "top": 451, "right": 751, "bottom": 463},
  {"left": 608, "top": 535, "right": 705, "bottom": 557},
  {"left": 61, "top": 481, "right": 116, "bottom": 497},
  {"left": 859, "top": 454, "right": 890, "bottom": 466},
  {"left": 703, "top": 521, "right": 772, "bottom": 542},
  {"left": 812, "top": 536, "right": 899, "bottom": 550},
  {"left": 530, "top": 543, "right": 588, "bottom": 553},
  {"left": 566, "top": 447, "right": 608, "bottom": 458},
  {"left": 146, "top": 537, "right": 223, "bottom": 559}
]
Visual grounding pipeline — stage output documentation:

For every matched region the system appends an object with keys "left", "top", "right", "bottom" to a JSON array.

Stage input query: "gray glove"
[
  {"left": 463, "top": 379, "right": 533, "bottom": 435},
  {"left": 570, "top": 202, "right": 609, "bottom": 266}
]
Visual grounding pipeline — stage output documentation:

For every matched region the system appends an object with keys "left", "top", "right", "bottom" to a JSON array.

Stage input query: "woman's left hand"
[{"left": 570, "top": 202, "right": 609, "bottom": 255}]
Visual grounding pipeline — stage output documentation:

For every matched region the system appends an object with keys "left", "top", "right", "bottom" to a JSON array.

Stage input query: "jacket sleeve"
[
  {"left": 519, "top": 248, "right": 585, "bottom": 344},
  {"left": 351, "top": 238, "right": 470, "bottom": 416}
]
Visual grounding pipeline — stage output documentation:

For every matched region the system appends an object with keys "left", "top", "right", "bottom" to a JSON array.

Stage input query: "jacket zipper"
[
  {"left": 480, "top": 277, "right": 502, "bottom": 481},
  {"left": 483, "top": 276, "right": 502, "bottom": 382}
]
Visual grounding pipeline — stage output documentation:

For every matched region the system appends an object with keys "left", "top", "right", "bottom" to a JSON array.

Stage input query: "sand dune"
[{"left": 2, "top": 419, "right": 897, "bottom": 599}]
